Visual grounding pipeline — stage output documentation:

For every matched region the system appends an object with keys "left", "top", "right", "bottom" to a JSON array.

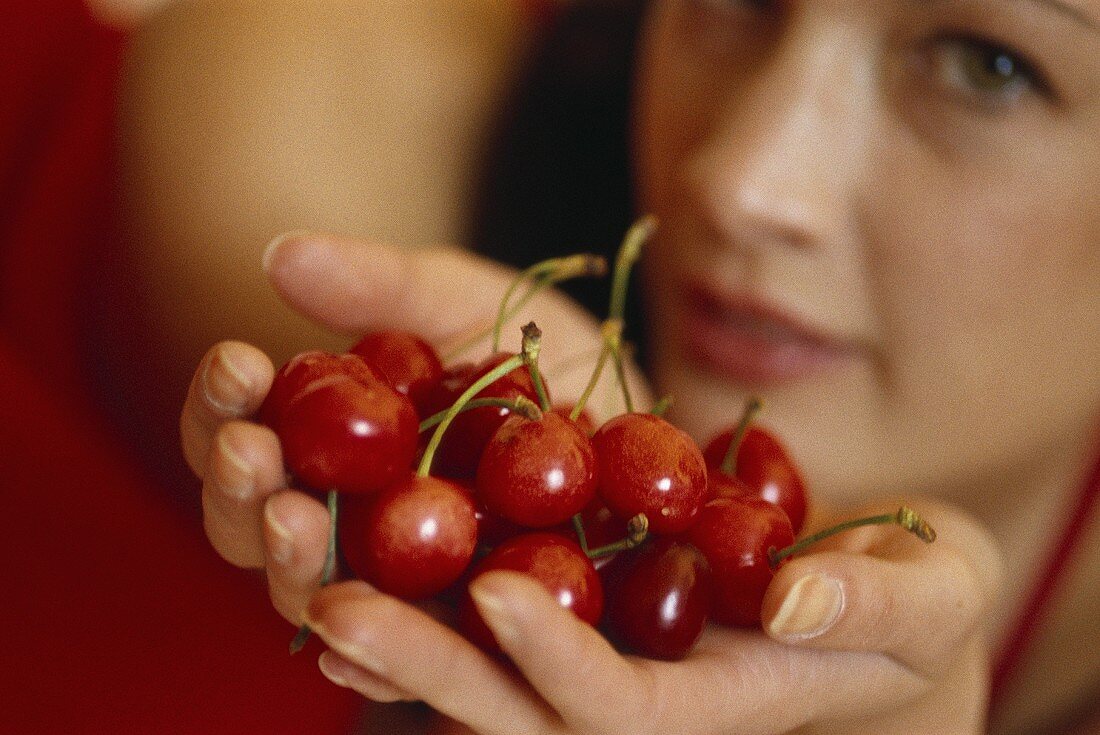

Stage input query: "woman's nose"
[{"left": 686, "top": 19, "right": 871, "bottom": 253}]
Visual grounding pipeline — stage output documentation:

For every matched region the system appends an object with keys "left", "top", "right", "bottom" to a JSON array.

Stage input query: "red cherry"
[
  {"left": 475, "top": 412, "right": 597, "bottom": 528},
  {"left": 703, "top": 425, "right": 808, "bottom": 535},
  {"left": 259, "top": 351, "right": 380, "bottom": 433},
  {"left": 458, "top": 533, "right": 603, "bottom": 655},
  {"left": 429, "top": 353, "right": 547, "bottom": 479},
  {"left": 551, "top": 404, "right": 596, "bottom": 436},
  {"left": 340, "top": 475, "right": 478, "bottom": 599},
  {"left": 591, "top": 413, "right": 708, "bottom": 535},
  {"left": 685, "top": 496, "right": 794, "bottom": 626},
  {"left": 348, "top": 331, "right": 443, "bottom": 415},
  {"left": 602, "top": 538, "right": 713, "bottom": 660},
  {"left": 277, "top": 373, "right": 419, "bottom": 494}
]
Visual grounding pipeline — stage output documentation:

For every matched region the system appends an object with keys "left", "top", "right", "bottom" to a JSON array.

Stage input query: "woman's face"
[{"left": 634, "top": 0, "right": 1100, "bottom": 505}]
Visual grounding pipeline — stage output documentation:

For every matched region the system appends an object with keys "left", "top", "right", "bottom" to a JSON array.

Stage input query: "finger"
[
  {"left": 304, "top": 581, "right": 557, "bottom": 735},
  {"left": 201, "top": 420, "right": 286, "bottom": 568},
  {"left": 182, "top": 340, "right": 274, "bottom": 477},
  {"left": 760, "top": 501, "right": 1004, "bottom": 678},
  {"left": 468, "top": 571, "right": 646, "bottom": 734},
  {"left": 263, "top": 232, "right": 512, "bottom": 343},
  {"left": 317, "top": 650, "right": 415, "bottom": 703},
  {"left": 263, "top": 232, "right": 653, "bottom": 415},
  {"left": 263, "top": 489, "right": 331, "bottom": 624}
]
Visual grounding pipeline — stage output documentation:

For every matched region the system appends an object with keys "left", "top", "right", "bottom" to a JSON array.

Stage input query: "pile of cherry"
[{"left": 259, "top": 221, "right": 934, "bottom": 661}]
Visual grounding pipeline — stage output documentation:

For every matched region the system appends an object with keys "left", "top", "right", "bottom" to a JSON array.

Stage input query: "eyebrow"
[{"left": 1025, "top": 0, "right": 1100, "bottom": 31}]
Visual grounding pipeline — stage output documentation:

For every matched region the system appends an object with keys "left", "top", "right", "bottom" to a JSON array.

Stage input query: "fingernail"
[
  {"left": 303, "top": 609, "right": 387, "bottom": 677},
  {"left": 264, "top": 499, "right": 295, "bottom": 565},
  {"left": 203, "top": 349, "right": 253, "bottom": 414},
  {"left": 469, "top": 575, "right": 521, "bottom": 646},
  {"left": 263, "top": 230, "right": 311, "bottom": 273},
  {"left": 214, "top": 433, "right": 254, "bottom": 501},
  {"left": 768, "top": 573, "right": 844, "bottom": 640},
  {"left": 317, "top": 651, "right": 354, "bottom": 688}
]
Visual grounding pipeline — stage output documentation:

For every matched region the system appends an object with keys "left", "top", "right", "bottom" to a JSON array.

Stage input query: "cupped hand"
[
  {"left": 179, "top": 231, "right": 650, "bottom": 628},
  {"left": 302, "top": 499, "right": 1004, "bottom": 735}
]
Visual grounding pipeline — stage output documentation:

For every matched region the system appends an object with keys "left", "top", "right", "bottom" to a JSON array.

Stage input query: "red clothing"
[{"left": 1, "top": 2, "right": 361, "bottom": 731}]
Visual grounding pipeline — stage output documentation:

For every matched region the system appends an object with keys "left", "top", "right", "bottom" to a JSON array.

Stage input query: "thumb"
[{"left": 760, "top": 501, "right": 1005, "bottom": 678}]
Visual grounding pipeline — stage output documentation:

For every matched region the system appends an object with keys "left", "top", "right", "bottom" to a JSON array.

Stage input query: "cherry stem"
[
  {"left": 768, "top": 506, "right": 937, "bottom": 568},
  {"left": 608, "top": 215, "right": 656, "bottom": 323},
  {"left": 570, "top": 319, "right": 620, "bottom": 421},
  {"left": 521, "top": 322, "right": 552, "bottom": 412},
  {"left": 571, "top": 513, "right": 589, "bottom": 555},
  {"left": 586, "top": 513, "right": 649, "bottom": 559},
  {"left": 417, "top": 353, "right": 526, "bottom": 477},
  {"left": 418, "top": 396, "right": 541, "bottom": 434},
  {"left": 609, "top": 336, "right": 634, "bottom": 415},
  {"left": 650, "top": 395, "right": 674, "bottom": 417},
  {"left": 290, "top": 490, "right": 339, "bottom": 654},
  {"left": 489, "top": 254, "right": 608, "bottom": 354},
  {"left": 719, "top": 396, "right": 764, "bottom": 476}
]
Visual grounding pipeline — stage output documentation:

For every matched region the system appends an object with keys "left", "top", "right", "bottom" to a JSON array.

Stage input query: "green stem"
[
  {"left": 418, "top": 396, "right": 541, "bottom": 434},
  {"left": 719, "top": 396, "right": 764, "bottom": 476},
  {"left": 608, "top": 215, "right": 656, "bottom": 323},
  {"left": 569, "top": 320, "right": 620, "bottom": 421},
  {"left": 290, "top": 490, "right": 339, "bottom": 654},
  {"left": 521, "top": 322, "right": 552, "bottom": 412},
  {"left": 650, "top": 395, "right": 674, "bottom": 417},
  {"left": 490, "top": 254, "right": 608, "bottom": 354},
  {"left": 571, "top": 513, "right": 589, "bottom": 555},
  {"left": 768, "top": 506, "right": 936, "bottom": 568},
  {"left": 609, "top": 337, "right": 634, "bottom": 414},
  {"left": 417, "top": 354, "right": 527, "bottom": 477},
  {"left": 585, "top": 514, "right": 649, "bottom": 559}
]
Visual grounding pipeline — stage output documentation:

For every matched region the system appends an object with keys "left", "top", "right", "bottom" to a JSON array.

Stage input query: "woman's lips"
[{"left": 677, "top": 285, "right": 860, "bottom": 385}]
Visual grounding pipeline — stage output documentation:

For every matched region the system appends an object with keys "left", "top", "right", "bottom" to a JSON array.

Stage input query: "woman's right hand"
[{"left": 179, "top": 231, "right": 650, "bottom": 629}]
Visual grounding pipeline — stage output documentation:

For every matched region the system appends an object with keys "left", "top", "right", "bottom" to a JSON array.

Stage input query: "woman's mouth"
[{"left": 677, "top": 284, "right": 861, "bottom": 386}]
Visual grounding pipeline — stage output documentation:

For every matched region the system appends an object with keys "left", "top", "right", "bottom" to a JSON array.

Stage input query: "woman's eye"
[{"left": 922, "top": 36, "right": 1045, "bottom": 107}]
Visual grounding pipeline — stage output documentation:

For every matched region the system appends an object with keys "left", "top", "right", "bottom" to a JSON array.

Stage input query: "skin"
[{"left": 129, "top": 0, "right": 1099, "bottom": 732}]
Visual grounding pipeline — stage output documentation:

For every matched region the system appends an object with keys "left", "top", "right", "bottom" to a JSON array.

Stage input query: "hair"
[{"left": 473, "top": 0, "right": 650, "bottom": 356}]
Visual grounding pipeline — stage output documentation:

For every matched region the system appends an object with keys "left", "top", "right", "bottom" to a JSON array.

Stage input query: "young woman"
[{"left": 170, "top": 0, "right": 1098, "bottom": 732}]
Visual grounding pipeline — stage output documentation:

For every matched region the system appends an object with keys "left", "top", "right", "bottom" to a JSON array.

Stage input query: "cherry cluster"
[{"left": 260, "top": 219, "right": 935, "bottom": 662}]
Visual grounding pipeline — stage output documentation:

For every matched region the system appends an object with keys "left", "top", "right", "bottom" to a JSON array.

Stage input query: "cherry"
[
  {"left": 259, "top": 351, "right": 380, "bottom": 433},
  {"left": 475, "top": 411, "right": 597, "bottom": 528},
  {"left": 591, "top": 413, "right": 708, "bottom": 535},
  {"left": 602, "top": 538, "right": 713, "bottom": 661},
  {"left": 458, "top": 532, "right": 603, "bottom": 655},
  {"left": 349, "top": 331, "right": 443, "bottom": 415},
  {"left": 703, "top": 409, "right": 809, "bottom": 535},
  {"left": 685, "top": 496, "right": 794, "bottom": 627},
  {"left": 553, "top": 404, "right": 596, "bottom": 436},
  {"left": 339, "top": 475, "right": 478, "bottom": 600},
  {"left": 429, "top": 352, "right": 547, "bottom": 479},
  {"left": 277, "top": 372, "right": 419, "bottom": 495}
]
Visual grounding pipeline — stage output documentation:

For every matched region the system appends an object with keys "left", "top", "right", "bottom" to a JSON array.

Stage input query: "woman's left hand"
[{"left": 302, "top": 499, "right": 1004, "bottom": 734}]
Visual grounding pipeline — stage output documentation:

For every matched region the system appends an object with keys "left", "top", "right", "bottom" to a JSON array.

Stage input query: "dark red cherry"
[
  {"left": 475, "top": 412, "right": 597, "bottom": 528},
  {"left": 458, "top": 533, "right": 602, "bottom": 655},
  {"left": 277, "top": 373, "right": 419, "bottom": 494},
  {"left": 703, "top": 425, "right": 808, "bottom": 535},
  {"left": 348, "top": 331, "right": 443, "bottom": 415},
  {"left": 259, "top": 351, "right": 380, "bottom": 433},
  {"left": 430, "top": 353, "right": 547, "bottom": 479},
  {"left": 340, "top": 475, "right": 478, "bottom": 599},
  {"left": 602, "top": 538, "right": 713, "bottom": 661},
  {"left": 591, "top": 413, "right": 708, "bottom": 535},
  {"left": 685, "top": 496, "right": 794, "bottom": 626}
]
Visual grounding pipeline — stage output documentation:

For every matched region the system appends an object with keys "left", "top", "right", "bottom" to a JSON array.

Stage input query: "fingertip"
[
  {"left": 262, "top": 230, "right": 316, "bottom": 275},
  {"left": 263, "top": 489, "right": 329, "bottom": 567}
]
